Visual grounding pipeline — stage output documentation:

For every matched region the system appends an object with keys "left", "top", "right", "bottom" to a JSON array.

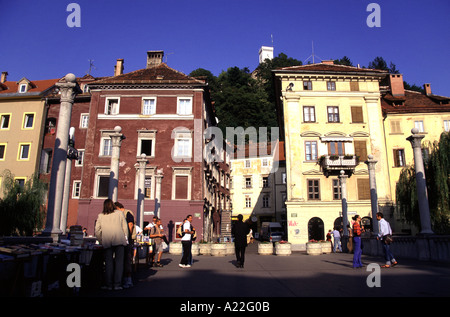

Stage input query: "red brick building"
[{"left": 75, "top": 52, "right": 230, "bottom": 241}]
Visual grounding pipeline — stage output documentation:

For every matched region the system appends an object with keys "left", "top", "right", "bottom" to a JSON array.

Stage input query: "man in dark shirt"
[{"left": 232, "top": 214, "right": 250, "bottom": 268}]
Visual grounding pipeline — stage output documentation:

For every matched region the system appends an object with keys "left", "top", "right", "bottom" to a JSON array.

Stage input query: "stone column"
[
  {"left": 406, "top": 128, "right": 434, "bottom": 234},
  {"left": 43, "top": 74, "right": 79, "bottom": 241},
  {"left": 339, "top": 170, "right": 349, "bottom": 252},
  {"left": 136, "top": 154, "right": 147, "bottom": 230},
  {"left": 154, "top": 169, "right": 164, "bottom": 218},
  {"left": 365, "top": 154, "right": 379, "bottom": 235},
  {"left": 60, "top": 127, "right": 78, "bottom": 233},
  {"left": 108, "top": 126, "right": 124, "bottom": 202}
]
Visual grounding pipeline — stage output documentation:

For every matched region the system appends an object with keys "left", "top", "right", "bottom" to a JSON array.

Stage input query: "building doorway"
[{"left": 308, "top": 217, "right": 324, "bottom": 241}]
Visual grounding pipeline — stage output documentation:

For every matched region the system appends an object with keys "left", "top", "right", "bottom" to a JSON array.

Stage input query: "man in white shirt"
[
  {"left": 332, "top": 228, "right": 342, "bottom": 252},
  {"left": 376, "top": 212, "right": 398, "bottom": 268},
  {"left": 179, "top": 215, "right": 194, "bottom": 268}
]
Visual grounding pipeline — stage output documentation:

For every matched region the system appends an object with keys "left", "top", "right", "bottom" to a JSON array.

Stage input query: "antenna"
[
  {"left": 87, "top": 59, "right": 97, "bottom": 75},
  {"left": 165, "top": 52, "right": 174, "bottom": 64},
  {"left": 303, "top": 41, "right": 322, "bottom": 64},
  {"left": 271, "top": 34, "right": 274, "bottom": 47}
]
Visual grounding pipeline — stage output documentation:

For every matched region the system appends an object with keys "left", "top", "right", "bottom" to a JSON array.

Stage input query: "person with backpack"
[{"left": 179, "top": 215, "right": 194, "bottom": 268}]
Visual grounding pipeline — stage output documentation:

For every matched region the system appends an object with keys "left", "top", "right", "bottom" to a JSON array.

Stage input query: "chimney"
[
  {"left": 114, "top": 59, "right": 124, "bottom": 76},
  {"left": 389, "top": 74, "right": 405, "bottom": 96},
  {"left": 322, "top": 60, "right": 334, "bottom": 65},
  {"left": 423, "top": 83, "right": 431, "bottom": 96},
  {"left": 1, "top": 71, "right": 8, "bottom": 83},
  {"left": 146, "top": 51, "right": 164, "bottom": 68}
]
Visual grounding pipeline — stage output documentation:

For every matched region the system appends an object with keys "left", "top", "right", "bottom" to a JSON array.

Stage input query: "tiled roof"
[
  {"left": 90, "top": 63, "right": 205, "bottom": 86},
  {"left": 381, "top": 90, "right": 450, "bottom": 114},
  {"left": 0, "top": 78, "right": 58, "bottom": 96}
]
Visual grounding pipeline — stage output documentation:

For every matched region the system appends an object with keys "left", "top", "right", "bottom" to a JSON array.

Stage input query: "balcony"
[{"left": 318, "top": 155, "right": 359, "bottom": 177}]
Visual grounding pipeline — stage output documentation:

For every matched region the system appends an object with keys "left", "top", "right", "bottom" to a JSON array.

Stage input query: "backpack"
[{"left": 177, "top": 223, "right": 185, "bottom": 238}]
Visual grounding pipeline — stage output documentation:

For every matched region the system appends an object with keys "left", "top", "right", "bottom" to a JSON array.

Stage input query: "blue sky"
[{"left": 1, "top": 0, "right": 449, "bottom": 96}]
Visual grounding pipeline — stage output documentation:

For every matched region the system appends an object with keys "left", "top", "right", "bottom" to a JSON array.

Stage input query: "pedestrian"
[
  {"left": 179, "top": 215, "right": 194, "bottom": 268},
  {"left": 95, "top": 199, "right": 128, "bottom": 291},
  {"left": 376, "top": 212, "right": 398, "bottom": 268},
  {"left": 352, "top": 215, "right": 364, "bottom": 268},
  {"left": 150, "top": 218, "right": 165, "bottom": 267},
  {"left": 145, "top": 216, "right": 158, "bottom": 266},
  {"left": 232, "top": 214, "right": 250, "bottom": 268},
  {"left": 331, "top": 227, "right": 342, "bottom": 252},
  {"left": 114, "top": 201, "right": 135, "bottom": 288},
  {"left": 347, "top": 224, "right": 354, "bottom": 253}
]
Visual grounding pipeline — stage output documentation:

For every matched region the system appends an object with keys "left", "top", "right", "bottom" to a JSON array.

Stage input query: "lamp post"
[
  {"left": 60, "top": 127, "right": 78, "bottom": 233},
  {"left": 43, "top": 73, "right": 79, "bottom": 242},
  {"left": 406, "top": 128, "right": 434, "bottom": 234}
]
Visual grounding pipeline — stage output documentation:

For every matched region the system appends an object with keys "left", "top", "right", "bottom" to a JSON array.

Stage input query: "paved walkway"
[{"left": 82, "top": 242, "right": 450, "bottom": 299}]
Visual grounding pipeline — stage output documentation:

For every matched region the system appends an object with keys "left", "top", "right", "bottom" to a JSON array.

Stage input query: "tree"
[
  {"left": 333, "top": 56, "right": 353, "bottom": 66},
  {"left": 396, "top": 132, "right": 450, "bottom": 234},
  {"left": 0, "top": 170, "right": 47, "bottom": 236}
]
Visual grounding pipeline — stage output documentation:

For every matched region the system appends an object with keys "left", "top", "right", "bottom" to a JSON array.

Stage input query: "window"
[
  {"left": 307, "top": 179, "right": 320, "bottom": 200},
  {"left": 23, "top": 113, "right": 34, "bottom": 129},
  {"left": 177, "top": 97, "right": 192, "bottom": 115},
  {"left": 262, "top": 176, "right": 269, "bottom": 188},
  {"left": 172, "top": 130, "right": 192, "bottom": 159},
  {"left": 414, "top": 120, "right": 424, "bottom": 132},
  {"left": 327, "top": 81, "right": 336, "bottom": 91},
  {"left": 174, "top": 175, "right": 189, "bottom": 199},
  {"left": 142, "top": 98, "right": 156, "bottom": 115},
  {"left": 263, "top": 195, "right": 270, "bottom": 208},
  {"left": 327, "top": 106, "right": 339, "bottom": 122},
  {"left": 18, "top": 143, "right": 31, "bottom": 160},
  {"left": 101, "top": 138, "right": 112, "bottom": 156},
  {"left": 45, "top": 118, "right": 56, "bottom": 134},
  {"left": 357, "top": 178, "right": 370, "bottom": 200},
  {"left": 72, "top": 181, "right": 81, "bottom": 198},
  {"left": 245, "top": 196, "right": 252, "bottom": 208},
  {"left": 140, "top": 140, "right": 153, "bottom": 156},
  {"left": 19, "top": 84, "right": 27, "bottom": 93},
  {"left": 444, "top": 120, "right": 450, "bottom": 132},
  {"left": 0, "top": 144, "right": 6, "bottom": 160},
  {"left": 105, "top": 97, "right": 120, "bottom": 115},
  {"left": 282, "top": 172, "right": 286, "bottom": 184},
  {"left": 97, "top": 175, "right": 110, "bottom": 197},
  {"left": 15, "top": 178, "right": 26, "bottom": 188},
  {"left": 393, "top": 149, "right": 405, "bottom": 167},
  {"left": 144, "top": 176, "right": 152, "bottom": 198},
  {"left": 245, "top": 160, "right": 251, "bottom": 168},
  {"left": 39, "top": 148, "right": 52, "bottom": 173},
  {"left": 332, "top": 179, "right": 341, "bottom": 200},
  {"left": 350, "top": 82, "right": 359, "bottom": 91},
  {"left": 75, "top": 149, "right": 84, "bottom": 166},
  {"left": 390, "top": 120, "right": 402, "bottom": 134},
  {"left": 303, "top": 106, "right": 316, "bottom": 122},
  {"left": 1, "top": 114, "right": 10, "bottom": 129},
  {"left": 351, "top": 106, "right": 364, "bottom": 123},
  {"left": 305, "top": 141, "right": 318, "bottom": 161},
  {"left": 328, "top": 141, "right": 345, "bottom": 156},
  {"left": 354, "top": 140, "right": 367, "bottom": 162},
  {"left": 245, "top": 177, "right": 252, "bottom": 188},
  {"left": 303, "top": 81, "right": 312, "bottom": 90},
  {"left": 262, "top": 158, "right": 268, "bottom": 167},
  {"left": 80, "top": 114, "right": 89, "bottom": 128}
]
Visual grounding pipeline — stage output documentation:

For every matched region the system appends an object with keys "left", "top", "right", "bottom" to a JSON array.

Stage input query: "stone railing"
[{"left": 362, "top": 235, "right": 450, "bottom": 263}]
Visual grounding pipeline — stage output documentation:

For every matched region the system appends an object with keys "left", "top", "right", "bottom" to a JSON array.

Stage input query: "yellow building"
[
  {"left": 273, "top": 61, "right": 392, "bottom": 250},
  {"left": 0, "top": 72, "right": 57, "bottom": 194},
  {"left": 381, "top": 75, "right": 450, "bottom": 234},
  {"left": 230, "top": 140, "right": 287, "bottom": 235}
]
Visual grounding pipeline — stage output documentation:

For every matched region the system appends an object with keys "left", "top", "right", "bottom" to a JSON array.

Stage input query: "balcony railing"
[{"left": 318, "top": 155, "right": 359, "bottom": 177}]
